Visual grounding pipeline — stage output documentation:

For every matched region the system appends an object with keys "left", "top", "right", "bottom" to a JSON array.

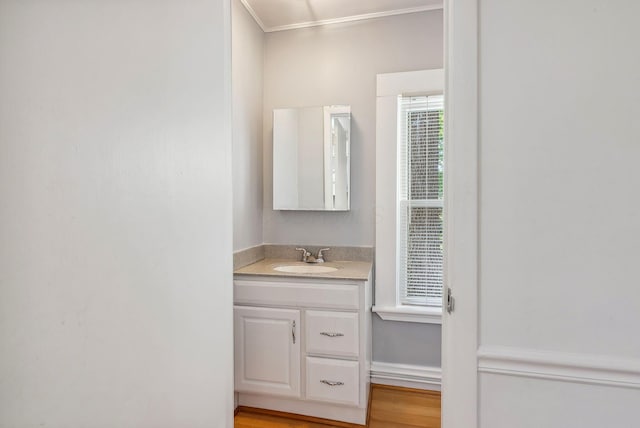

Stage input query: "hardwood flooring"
[{"left": 234, "top": 384, "right": 441, "bottom": 428}]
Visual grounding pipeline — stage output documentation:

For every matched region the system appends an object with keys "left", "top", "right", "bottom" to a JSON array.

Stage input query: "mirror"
[{"left": 273, "top": 105, "right": 351, "bottom": 211}]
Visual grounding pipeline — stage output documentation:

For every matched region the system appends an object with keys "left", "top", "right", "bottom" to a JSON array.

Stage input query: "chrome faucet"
[
  {"left": 296, "top": 248, "right": 312, "bottom": 263},
  {"left": 296, "top": 247, "right": 330, "bottom": 263},
  {"left": 316, "top": 248, "right": 330, "bottom": 263}
]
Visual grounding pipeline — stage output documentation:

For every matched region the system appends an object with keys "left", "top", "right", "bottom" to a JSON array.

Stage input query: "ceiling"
[{"left": 241, "top": 0, "right": 443, "bottom": 32}]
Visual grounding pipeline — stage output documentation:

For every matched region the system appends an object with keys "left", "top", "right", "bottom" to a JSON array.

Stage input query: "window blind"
[{"left": 398, "top": 95, "right": 444, "bottom": 307}]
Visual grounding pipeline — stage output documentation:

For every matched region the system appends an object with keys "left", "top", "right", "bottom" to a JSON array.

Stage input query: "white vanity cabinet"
[{"left": 233, "top": 274, "right": 372, "bottom": 426}]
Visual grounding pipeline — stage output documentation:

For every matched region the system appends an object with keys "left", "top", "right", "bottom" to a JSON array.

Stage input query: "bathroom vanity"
[{"left": 233, "top": 259, "right": 372, "bottom": 425}]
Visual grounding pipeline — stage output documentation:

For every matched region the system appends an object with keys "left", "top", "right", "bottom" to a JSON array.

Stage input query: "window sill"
[{"left": 372, "top": 305, "right": 442, "bottom": 324}]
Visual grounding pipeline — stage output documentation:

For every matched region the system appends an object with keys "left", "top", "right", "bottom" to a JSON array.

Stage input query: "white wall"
[
  {"left": 478, "top": 0, "right": 640, "bottom": 426},
  {"left": 480, "top": 376, "right": 640, "bottom": 427},
  {"left": 0, "top": 1, "right": 234, "bottom": 427},
  {"left": 263, "top": 11, "right": 443, "bottom": 246},
  {"left": 233, "top": 0, "right": 264, "bottom": 251}
]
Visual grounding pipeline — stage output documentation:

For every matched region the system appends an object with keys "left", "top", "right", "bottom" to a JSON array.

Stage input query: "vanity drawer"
[
  {"left": 234, "top": 280, "right": 359, "bottom": 310},
  {"left": 305, "top": 357, "right": 359, "bottom": 407},
  {"left": 306, "top": 310, "right": 359, "bottom": 358}
]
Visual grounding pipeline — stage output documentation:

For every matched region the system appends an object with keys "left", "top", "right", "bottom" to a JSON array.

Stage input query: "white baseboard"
[
  {"left": 370, "top": 361, "right": 441, "bottom": 391},
  {"left": 478, "top": 346, "right": 640, "bottom": 390}
]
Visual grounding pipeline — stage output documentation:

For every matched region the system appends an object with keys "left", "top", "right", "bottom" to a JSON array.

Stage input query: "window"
[
  {"left": 374, "top": 69, "right": 444, "bottom": 324},
  {"left": 398, "top": 95, "right": 444, "bottom": 307}
]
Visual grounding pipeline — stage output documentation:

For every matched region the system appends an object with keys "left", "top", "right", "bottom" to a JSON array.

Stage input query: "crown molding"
[
  {"left": 239, "top": 0, "right": 266, "bottom": 32},
  {"left": 239, "top": 2, "right": 443, "bottom": 33}
]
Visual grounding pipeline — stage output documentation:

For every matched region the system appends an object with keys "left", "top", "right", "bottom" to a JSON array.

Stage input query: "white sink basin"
[{"left": 273, "top": 264, "right": 339, "bottom": 274}]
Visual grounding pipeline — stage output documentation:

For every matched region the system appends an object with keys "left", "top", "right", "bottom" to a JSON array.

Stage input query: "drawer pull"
[
  {"left": 320, "top": 332, "right": 344, "bottom": 338},
  {"left": 320, "top": 380, "right": 344, "bottom": 387}
]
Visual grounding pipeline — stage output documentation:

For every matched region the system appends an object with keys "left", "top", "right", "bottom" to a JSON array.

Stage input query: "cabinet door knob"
[
  {"left": 320, "top": 332, "right": 344, "bottom": 337},
  {"left": 320, "top": 380, "right": 344, "bottom": 386}
]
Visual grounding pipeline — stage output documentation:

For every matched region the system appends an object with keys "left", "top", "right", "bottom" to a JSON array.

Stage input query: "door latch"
[{"left": 446, "top": 287, "right": 455, "bottom": 314}]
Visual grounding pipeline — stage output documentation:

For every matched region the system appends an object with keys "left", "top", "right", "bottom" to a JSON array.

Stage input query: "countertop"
[{"left": 233, "top": 258, "right": 372, "bottom": 281}]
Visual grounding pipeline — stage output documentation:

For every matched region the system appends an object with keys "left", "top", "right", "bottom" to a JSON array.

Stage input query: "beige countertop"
[{"left": 233, "top": 258, "right": 372, "bottom": 281}]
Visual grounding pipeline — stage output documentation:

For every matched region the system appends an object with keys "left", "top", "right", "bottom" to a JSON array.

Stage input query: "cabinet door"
[{"left": 234, "top": 306, "right": 301, "bottom": 397}]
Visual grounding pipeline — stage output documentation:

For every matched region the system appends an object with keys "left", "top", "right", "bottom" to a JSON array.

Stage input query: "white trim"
[
  {"left": 371, "top": 362, "right": 442, "bottom": 391},
  {"left": 478, "top": 346, "right": 640, "bottom": 390},
  {"left": 375, "top": 94, "right": 400, "bottom": 315},
  {"left": 239, "top": 1, "right": 443, "bottom": 33},
  {"left": 375, "top": 69, "right": 445, "bottom": 323},
  {"left": 373, "top": 305, "right": 442, "bottom": 324},
  {"left": 239, "top": 0, "right": 266, "bottom": 32},
  {"left": 441, "top": 0, "right": 479, "bottom": 427}
]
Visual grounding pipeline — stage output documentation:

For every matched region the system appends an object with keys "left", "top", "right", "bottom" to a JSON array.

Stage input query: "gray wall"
[
  {"left": 372, "top": 317, "right": 441, "bottom": 366},
  {"left": 262, "top": 11, "right": 443, "bottom": 367},
  {"left": 232, "top": 0, "right": 264, "bottom": 251},
  {"left": 263, "top": 11, "right": 443, "bottom": 247},
  {"left": 0, "top": 1, "right": 234, "bottom": 426}
]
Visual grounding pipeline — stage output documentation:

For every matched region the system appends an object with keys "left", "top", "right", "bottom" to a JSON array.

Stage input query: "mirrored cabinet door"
[{"left": 273, "top": 105, "right": 351, "bottom": 211}]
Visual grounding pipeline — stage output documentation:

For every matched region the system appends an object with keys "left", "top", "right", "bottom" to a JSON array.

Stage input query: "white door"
[
  {"left": 442, "top": 0, "right": 479, "bottom": 427},
  {"left": 234, "top": 306, "right": 301, "bottom": 397}
]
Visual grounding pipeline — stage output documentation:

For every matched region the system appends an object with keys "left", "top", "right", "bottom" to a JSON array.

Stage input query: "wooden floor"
[{"left": 235, "top": 384, "right": 441, "bottom": 428}]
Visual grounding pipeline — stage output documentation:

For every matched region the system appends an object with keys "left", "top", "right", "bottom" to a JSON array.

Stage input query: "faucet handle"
[
  {"left": 316, "top": 248, "right": 330, "bottom": 262},
  {"left": 295, "top": 248, "right": 309, "bottom": 261}
]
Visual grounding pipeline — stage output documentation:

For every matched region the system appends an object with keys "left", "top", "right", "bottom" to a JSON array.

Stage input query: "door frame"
[{"left": 441, "top": 0, "right": 479, "bottom": 427}]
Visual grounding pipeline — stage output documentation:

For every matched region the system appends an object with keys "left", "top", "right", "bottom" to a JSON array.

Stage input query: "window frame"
[{"left": 374, "top": 69, "right": 445, "bottom": 324}]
